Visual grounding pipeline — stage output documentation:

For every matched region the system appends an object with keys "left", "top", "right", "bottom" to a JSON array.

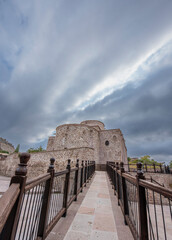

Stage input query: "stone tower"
[{"left": 47, "top": 120, "right": 127, "bottom": 170}]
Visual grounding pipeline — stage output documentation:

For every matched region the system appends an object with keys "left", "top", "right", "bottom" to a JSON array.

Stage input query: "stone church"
[
  {"left": 47, "top": 120, "right": 127, "bottom": 170},
  {"left": 0, "top": 120, "right": 127, "bottom": 177}
]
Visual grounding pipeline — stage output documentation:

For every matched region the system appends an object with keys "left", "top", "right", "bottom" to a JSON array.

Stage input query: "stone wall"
[
  {"left": 47, "top": 120, "right": 128, "bottom": 167},
  {"left": 0, "top": 137, "right": 15, "bottom": 153},
  {"left": 99, "top": 129, "right": 127, "bottom": 164},
  {"left": 80, "top": 120, "right": 105, "bottom": 130},
  {"left": 46, "top": 136, "right": 55, "bottom": 151},
  {"left": 0, "top": 120, "right": 128, "bottom": 178},
  {"left": 130, "top": 172, "right": 172, "bottom": 190},
  {"left": 127, "top": 172, "right": 172, "bottom": 204},
  {"left": 144, "top": 172, "right": 172, "bottom": 190},
  {"left": 0, "top": 147, "right": 94, "bottom": 179},
  {"left": 54, "top": 124, "right": 99, "bottom": 150},
  {"left": 47, "top": 124, "right": 100, "bottom": 163}
]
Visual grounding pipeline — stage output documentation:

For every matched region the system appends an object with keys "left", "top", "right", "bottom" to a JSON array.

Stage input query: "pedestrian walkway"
[
  {"left": 63, "top": 171, "right": 119, "bottom": 240},
  {"left": 0, "top": 175, "right": 10, "bottom": 197},
  {"left": 47, "top": 171, "right": 133, "bottom": 240}
]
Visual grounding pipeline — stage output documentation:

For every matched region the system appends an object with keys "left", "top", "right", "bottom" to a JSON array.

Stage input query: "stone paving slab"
[
  {"left": 63, "top": 171, "right": 119, "bottom": 240},
  {"left": 47, "top": 171, "right": 133, "bottom": 240},
  {"left": 0, "top": 175, "right": 10, "bottom": 197}
]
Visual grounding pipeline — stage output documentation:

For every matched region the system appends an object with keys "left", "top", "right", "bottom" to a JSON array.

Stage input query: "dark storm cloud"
[
  {"left": 0, "top": 0, "right": 172, "bottom": 162},
  {"left": 74, "top": 63, "right": 172, "bottom": 161}
]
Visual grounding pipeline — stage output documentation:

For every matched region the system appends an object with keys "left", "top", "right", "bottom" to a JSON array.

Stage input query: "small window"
[{"left": 105, "top": 140, "right": 109, "bottom": 146}]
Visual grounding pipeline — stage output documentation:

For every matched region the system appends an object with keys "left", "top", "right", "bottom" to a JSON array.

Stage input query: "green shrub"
[
  {"left": 0, "top": 150, "right": 9, "bottom": 154},
  {"left": 27, "top": 146, "right": 44, "bottom": 153}
]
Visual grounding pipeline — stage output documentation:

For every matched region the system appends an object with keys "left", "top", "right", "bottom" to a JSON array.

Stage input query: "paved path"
[
  {"left": 0, "top": 175, "right": 10, "bottom": 196},
  {"left": 63, "top": 171, "right": 119, "bottom": 240},
  {"left": 47, "top": 171, "right": 133, "bottom": 240}
]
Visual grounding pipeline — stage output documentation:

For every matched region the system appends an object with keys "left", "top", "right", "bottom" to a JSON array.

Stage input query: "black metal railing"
[
  {"left": 107, "top": 161, "right": 172, "bottom": 240},
  {"left": 0, "top": 153, "right": 95, "bottom": 240},
  {"left": 124, "top": 163, "right": 172, "bottom": 174}
]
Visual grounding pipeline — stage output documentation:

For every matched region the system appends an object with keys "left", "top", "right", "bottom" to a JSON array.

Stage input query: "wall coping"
[
  {"left": 80, "top": 120, "right": 105, "bottom": 126},
  {"left": 55, "top": 123, "right": 100, "bottom": 132}
]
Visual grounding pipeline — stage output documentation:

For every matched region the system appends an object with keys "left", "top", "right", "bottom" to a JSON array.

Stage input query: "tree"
[
  {"left": 169, "top": 161, "right": 172, "bottom": 168},
  {"left": 15, "top": 144, "right": 20, "bottom": 153},
  {"left": 138, "top": 155, "right": 161, "bottom": 165},
  {"left": 127, "top": 157, "right": 131, "bottom": 162}
]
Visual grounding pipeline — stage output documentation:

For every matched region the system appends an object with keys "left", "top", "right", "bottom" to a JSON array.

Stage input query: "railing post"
[
  {"left": 74, "top": 159, "right": 79, "bottom": 201},
  {"left": 80, "top": 160, "right": 84, "bottom": 192},
  {"left": 113, "top": 163, "right": 117, "bottom": 195},
  {"left": 0, "top": 153, "right": 30, "bottom": 240},
  {"left": 116, "top": 162, "right": 120, "bottom": 205},
  {"left": 153, "top": 163, "right": 156, "bottom": 173},
  {"left": 112, "top": 164, "right": 115, "bottom": 189},
  {"left": 62, "top": 159, "right": 71, "bottom": 217},
  {"left": 160, "top": 163, "right": 163, "bottom": 173},
  {"left": 145, "top": 163, "right": 147, "bottom": 172},
  {"left": 84, "top": 161, "right": 87, "bottom": 186},
  {"left": 87, "top": 160, "right": 90, "bottom": 182},
  {"left": 136, "top": 163, "right": 148, "bottom": 240},
  {"left": 37, "top": 158, "right": 55, "bottom": 239},
  {"left": 120, "top": 162, "right": 129, "bottom": 225}
]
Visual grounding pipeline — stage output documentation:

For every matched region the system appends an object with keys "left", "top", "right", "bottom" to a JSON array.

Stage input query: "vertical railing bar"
[
  {"left": 17, "top": 190, "right": 30, "bottom": 239},
  {"left": 146, "top": 189, "right": 151, "bottom": 240},
  {"left": 25, "top": 187, "right": 38, "bottom": 239},
  {"left": 54, "top": 178, "right": 59, "bottom": 216},
  {"left": 15, "top": 192, "right": 26, "bottom": 239},
  {"left": 152, "top": 190, "right": 159, "bottom": 240},
  {"left": 23, "top": 188, "right": 36, "bottom": 239},
  {"left": 53, "top": 178, "right": 58, "bottom": 219},
  {"left": 55, "top": 178, "right": 59, "bottom": 212},
  {"left": 134, "top": 185, "right": 136, "bottom": 228},
  {"left": 27, "top": 185, "right": 39, "bottom": 238},
  {"left": 131, "top": 184, "right": 135, "bottom": 227},
  {"left": 136, "top": 163, "right": 149, "bottom": 240},
  {"left": 52, "top": 178, "right": 58, "bottom": 221},
  {"left": 126, "top": 181, "right": 133, "bottom": 225},
  {"left": 57, "top": 177, "right": 62, "bottom": 211},
  {"left": 160, "top": 194, "right": 167, "bottom": 240},
  {"left": 31, "top": 181, "right": 45, "bottom": 239},
  {"left": 37, "top": 158, "right": 55, "bottom": 239},
  {"left": 80, "top": 161, "right": 84, "bottom": 192},
  {"left": 134, "top": 185, "right": 137, "bottom": 229},
  {"left": 146, "top": 189, "right": 155, "bottom": 240},
  {"left": 52, "top": 183, "right": 56, "bottom": 222},
  {"left": 57, "top": 189, "right": 61, "bottom": 212},
  {"left": 136, "top": 186, "right": 139, "bottom": 235},
  {"left": 130, "top": 183, "right": 135, "bottom": 227},
  {"left": 74, "top": 159, "right": 79, "bottom": 201},
  {"left": 50, "top": 178, "right": 55, "bottom": 223},
  {"left": 134, "top": 185, "right": 138, "bottom": 233},
  {"left": 48, "top": 179, "right": 53, "bottom": 223},
  {"left": 62, "top": 159, "right": 71, "bottom": 217},
  {"left": 29, "top": 183, "right": 42, "bottom": 240},
  {"left": 168, "top": 199, "right": 172, "bottom": 220}
]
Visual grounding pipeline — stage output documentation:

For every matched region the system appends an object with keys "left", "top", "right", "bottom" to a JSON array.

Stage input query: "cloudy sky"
[{"left": 1, "top": 0, "right": 172, "bottom": 163}]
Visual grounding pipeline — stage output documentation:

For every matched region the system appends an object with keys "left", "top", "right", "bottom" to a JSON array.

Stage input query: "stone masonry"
[
  {"left": 0, "top": 137, "right": 15, "bottom": 153},
  {"left": 47, "top": 120, "right": 128, "bottom": 170},
  {"left": 0, "top": 120, "right": 127, "bottom": 178}
]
